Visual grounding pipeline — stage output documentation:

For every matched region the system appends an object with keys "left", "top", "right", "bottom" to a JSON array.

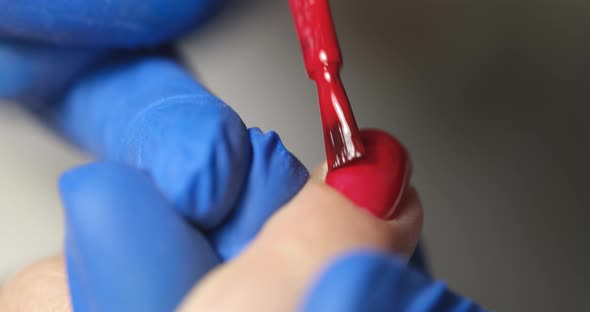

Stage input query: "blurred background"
[{"left": 1, "top": 0, "right": 589, "bottom": 310}]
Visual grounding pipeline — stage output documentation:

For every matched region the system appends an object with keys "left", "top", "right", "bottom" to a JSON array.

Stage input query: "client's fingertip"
[
  {"left": 259, "top": 179, "right": 424, "bottom": 264},
  {"left": 174, "top": 180, "right": 423, "bottom": 311},
  {"left": 386, "top": 186, "right": 424, "bottom": 259}
]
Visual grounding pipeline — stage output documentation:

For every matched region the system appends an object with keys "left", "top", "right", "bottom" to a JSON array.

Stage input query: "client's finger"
[
  {"left": 180, "top": 179, "right": 423, "bottom": 311},
  {"left": 0, "top": 255, "right": 70, "bottom": 312}
]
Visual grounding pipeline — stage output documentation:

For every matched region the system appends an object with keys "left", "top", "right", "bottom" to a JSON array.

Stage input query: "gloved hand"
[
  {"left": 0, "top": 0, "right": 310, "bottom": 308},
  {"left": 304, "top": 252, "right": 483, "bottom": 312},
  {"left": 0, "top": 0, "right": 310, "bottom": 259},
  {"left": 53, "top": 57, "right": 311, "bottom": 310},
  {"left": 48, "top": 56, "right": 419, "bottom": 310},
  {"left": 0, "top": 0, "right": 222, "bottom": 106},
  {"left": 1, "top": 0, "right": 303, "bottom": 244},
  {"left": 2, "top": 54, "right": 311, "bottom": 310}
]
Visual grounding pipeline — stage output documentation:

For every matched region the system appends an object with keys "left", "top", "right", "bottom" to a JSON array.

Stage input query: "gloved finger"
[
  {"left": 48, "top": 58, "right": 251, "bottom": 229},
  {"left": 0, "top": 39, "right": 104, "bottom": 106},
  {"left": 0, "top": 0, "right": 223, "bottom": 47},
  {"left": 60, "top": 162, "right": 220, "bottom": 312},
  {"left": 303, "top": 251, "right": 484, "bottom": 312},
  {"left": 210, "top": 128, "right": 309, "bottom": 260}
]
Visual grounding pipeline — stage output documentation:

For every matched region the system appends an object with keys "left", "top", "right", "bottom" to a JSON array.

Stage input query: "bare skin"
[
  {"left": 0, "top": 256, "right": 71, "bottom": 312},
  {"left": 0, "top": 166, "right": 423, "bottom": 311}
]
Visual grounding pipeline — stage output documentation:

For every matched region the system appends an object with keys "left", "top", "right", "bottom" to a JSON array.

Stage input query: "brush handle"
[
  {"left": 314, "top": 67, "right": 365, "bottom": 168},
  {"left": 289, "top": 0, "right": 364, "bottom": 169},
  {"left": 288, "top": 0, "right": 341, "bottom": 78}
]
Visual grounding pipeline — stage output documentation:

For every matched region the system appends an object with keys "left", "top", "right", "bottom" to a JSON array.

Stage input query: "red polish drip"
[
  {"left": 288, "top": 0, "right": 365, "bottom": 169},
  {"left": 289, "top": 0, "right": 411, "bottom": 219}
]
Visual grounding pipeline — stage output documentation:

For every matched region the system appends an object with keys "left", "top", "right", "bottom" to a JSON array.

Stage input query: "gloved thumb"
[
  {"left": 303, "top": 251, "right": 484, "bottom": 312},
  {"left": 60, "top": 162, "right": 220, "bottom": 312}
]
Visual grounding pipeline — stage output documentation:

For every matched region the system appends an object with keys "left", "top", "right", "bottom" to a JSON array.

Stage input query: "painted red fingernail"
[{"left": 326, "top": 129, "right": 411, "bottom": 219}]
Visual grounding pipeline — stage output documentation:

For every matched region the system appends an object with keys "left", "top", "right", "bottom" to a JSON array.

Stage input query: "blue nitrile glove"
[
  {"left": 60, "top": 159, "right": 308, "bottom": 311},
  {"left": 0, "top": 0, "right": 221, "bottom": 46},
  {"left": 61, "top": 163, "right": 221, "bottom": 311},
  {"left": 60, "top": 157, "right": 308, "bottom": 311},
  {"left": 52, "top": 57, "right": 309, "bottom": 311},
  {"left": 0, "top": 0, "right": 308, "bottom": 260},
  {"left": 304, "top": 252, "right": 485, "bottom": 312},
  {"left": 0, "top": 0, "right": 223, "bottom": 106},
  {"left": 48, "top": 57, "right": 313, "bottom": 236},
  {"left": 1, "top": 1, "right": 311, "bottom": 306}
]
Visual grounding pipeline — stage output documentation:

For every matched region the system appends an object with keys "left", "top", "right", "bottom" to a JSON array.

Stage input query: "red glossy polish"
[
  {"left": 326, "top": 130, "right": 411, "bottom": 219},
  {"left": 289, "top": 0, "right": 411, "bottom": 219}
]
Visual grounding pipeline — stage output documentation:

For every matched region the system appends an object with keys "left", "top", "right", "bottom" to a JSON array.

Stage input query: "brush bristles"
[{"left": 326, "top": 124, "right": 365, "bottom": 169}]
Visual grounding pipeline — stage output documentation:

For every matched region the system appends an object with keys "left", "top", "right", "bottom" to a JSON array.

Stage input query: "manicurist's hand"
[{"left": 0, "top": 0, "right": 222, "bottom": 105}]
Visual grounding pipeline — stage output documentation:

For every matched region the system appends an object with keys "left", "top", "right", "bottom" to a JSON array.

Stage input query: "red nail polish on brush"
[{"left": 289, "top": 0, "right": 411, "bottom": 219}]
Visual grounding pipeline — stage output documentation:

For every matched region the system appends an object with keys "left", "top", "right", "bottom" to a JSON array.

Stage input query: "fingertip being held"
[
  {"left": 261, "top": 180, "right": 423, "bottom": 262},
  {"left": 179, "top": 179, "right": 424, "bottom": 311}
]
